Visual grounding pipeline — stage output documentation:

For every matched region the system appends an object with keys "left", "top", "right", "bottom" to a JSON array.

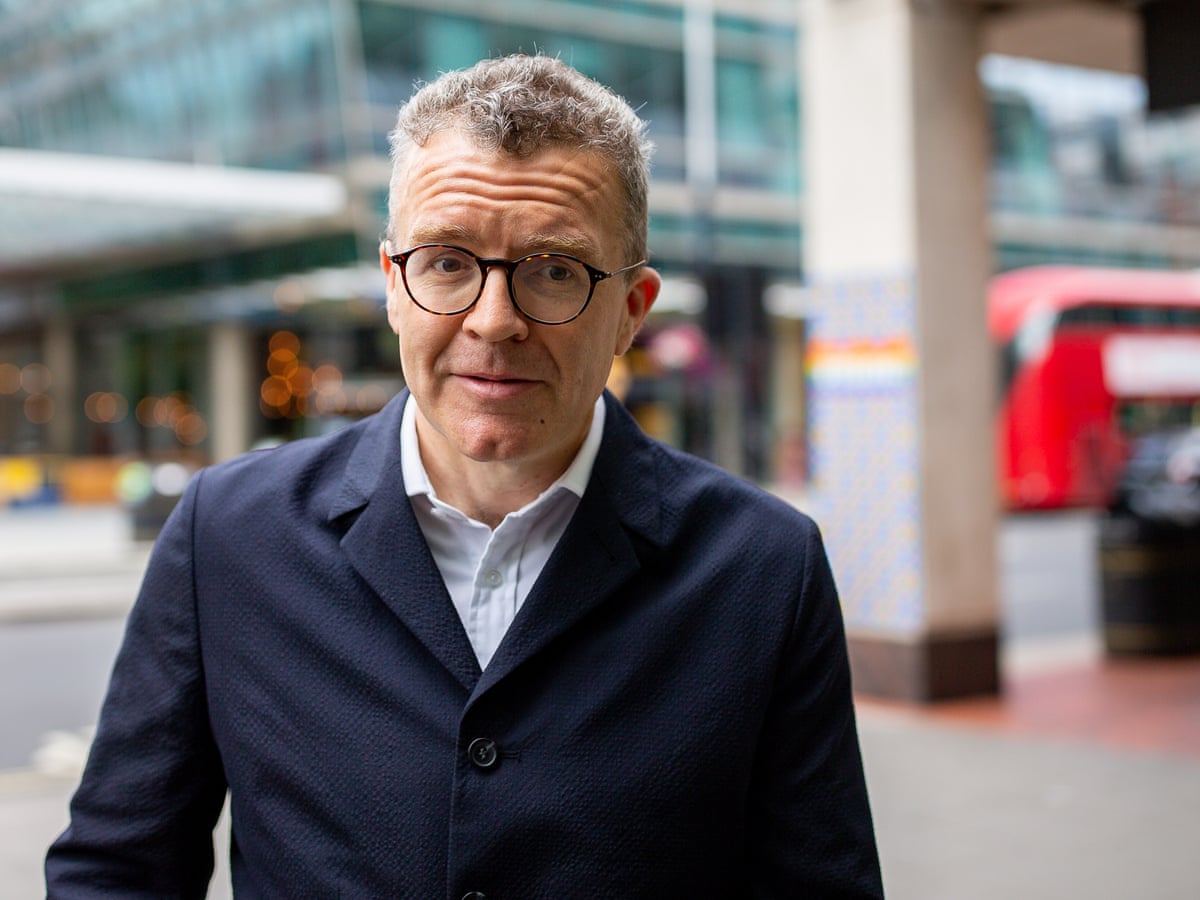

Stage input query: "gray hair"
[{"left": 387, "top": 54, "right": 653, "bottom": 265}]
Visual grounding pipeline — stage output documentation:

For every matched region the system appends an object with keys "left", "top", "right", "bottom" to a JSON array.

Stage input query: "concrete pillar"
[
  {"left": 802, "top": 0, "right": 999, "bottom": 701},
  {"left": 208, "top": 322, "right": 254, "bottom": 462},
  {"left": 770, "top": 315, "right": 808, "bottom": 486},
  {"left": 43, "top": 318, "right": 75, "bottom": 455}
]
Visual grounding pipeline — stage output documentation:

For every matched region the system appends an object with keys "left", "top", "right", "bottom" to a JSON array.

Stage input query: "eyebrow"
[
  {"left": 407, "top": 223, "right": 474, "bottom": 246},
  {"left": 521, "top": 233, "right": 601, "bottom": 262}
]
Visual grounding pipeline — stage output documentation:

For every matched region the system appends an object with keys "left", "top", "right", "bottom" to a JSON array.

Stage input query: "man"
[{"left": 47, "top": 54, "right": 882, "bottom": 897}]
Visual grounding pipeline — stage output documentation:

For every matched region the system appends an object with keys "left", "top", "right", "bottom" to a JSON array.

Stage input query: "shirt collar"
[{"left": 401, "top": 393, "right": 606, "bottom": 505}]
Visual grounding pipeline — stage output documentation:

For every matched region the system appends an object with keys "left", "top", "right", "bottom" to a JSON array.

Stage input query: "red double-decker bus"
[{"left": 989, "top": 265, "right": 1200, "bottom": 510}]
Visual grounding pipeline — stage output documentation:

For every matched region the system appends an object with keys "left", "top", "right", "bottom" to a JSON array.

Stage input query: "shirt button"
[
  {"left": 462, "top": 893, "right": 487, "bottom": 900},
  {"left": 467, "top": 737, "right": 499, "bottom": 769},
  {"left": 482, "top": 569, "right": 502, "bottom": 587}
]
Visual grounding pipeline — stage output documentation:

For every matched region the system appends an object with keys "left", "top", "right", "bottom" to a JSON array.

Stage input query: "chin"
[{"left": 450, "top": 424, "right": 538, "bottom": 463}]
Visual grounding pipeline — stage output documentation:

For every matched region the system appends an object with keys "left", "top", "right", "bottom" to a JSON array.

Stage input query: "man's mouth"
[
  {"left": 455, "top": 372, "right": 539, "bottom": 397},
  {"left": 462, "top": 372, "right": 530, "bottom": 383}
]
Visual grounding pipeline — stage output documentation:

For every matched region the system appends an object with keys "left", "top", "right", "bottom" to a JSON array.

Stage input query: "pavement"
[{"left": 2, "top": 503, "right": 1199, "bottom": 899}]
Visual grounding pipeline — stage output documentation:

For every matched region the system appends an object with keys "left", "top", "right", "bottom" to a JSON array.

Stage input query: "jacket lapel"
[
  {"left": 473, "top": 393, "right": 665, "bottom": 696},
  {"left": 327, "top": 391, "right": 667, "bottom": 697},
  {"left": 329, "top": 392, "right": 481, "bottom": 691}
]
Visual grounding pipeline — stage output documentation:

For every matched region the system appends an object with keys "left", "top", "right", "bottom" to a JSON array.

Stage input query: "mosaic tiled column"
[
  {"left": 807, "top": 274, "right": 923, "bottom": 632},
  {"left": 803, "top": 0, "right": 999, "bottom": 701}
]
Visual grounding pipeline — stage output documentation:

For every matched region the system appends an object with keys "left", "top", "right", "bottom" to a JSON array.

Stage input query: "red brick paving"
[{"left": 883, "top": 655, "right": 1200, "bottom": 760}]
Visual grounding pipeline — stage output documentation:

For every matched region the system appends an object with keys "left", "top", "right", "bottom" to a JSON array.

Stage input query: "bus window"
[
  {"left": 1058, "top": 305, "right": 1115, "bottom": 326},
  {"left": 1117, "top": 400, "right": 1200, "bottom": 435},
  {"left": 1168, "top": 308, "right": 1200, "bottom": 327},
  {"left": 990, "top": 266, "right": 1200, "bottom": 510}
]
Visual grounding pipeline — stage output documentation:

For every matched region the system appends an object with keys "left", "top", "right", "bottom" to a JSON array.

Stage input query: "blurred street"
[{"left": 2, "top": 500, "right": 1199, "bottom": 899}]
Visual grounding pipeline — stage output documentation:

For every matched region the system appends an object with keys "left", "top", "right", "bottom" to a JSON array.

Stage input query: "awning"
[{"left": 0, "top": 148, "right": 349, "bottom": 277}]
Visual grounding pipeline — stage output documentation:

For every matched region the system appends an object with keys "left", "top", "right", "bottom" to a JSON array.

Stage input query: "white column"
[
  {"left": 803, "top": 0, "right": 998, "bottom": 701},
  {"left": 208, "top": 322, "right": 254, "bottom": 462}
]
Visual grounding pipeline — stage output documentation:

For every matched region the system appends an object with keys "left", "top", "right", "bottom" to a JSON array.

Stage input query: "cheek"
[
  {"left": 569, "top": 339, "right": 620, "bottom": 392},
  {"left": 385, "top": 289, "right": 402, "bottom": 333},
  {"left": 397, "top": 326, "right": 425, "bottom": 372},
  {"left": 396, "top": 315, "right": 456, "bottom": 377}
]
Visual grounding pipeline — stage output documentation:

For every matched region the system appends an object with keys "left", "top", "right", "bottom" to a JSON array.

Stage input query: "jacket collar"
[{"left": 328, "top": 389, "right": 668, "bottom": 695}]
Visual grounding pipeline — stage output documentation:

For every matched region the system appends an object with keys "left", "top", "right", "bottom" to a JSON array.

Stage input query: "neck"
[{"left": 416, "top": 419, "right": 583, "bottom": 529}]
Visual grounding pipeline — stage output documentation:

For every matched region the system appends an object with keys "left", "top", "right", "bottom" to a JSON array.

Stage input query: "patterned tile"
[{"left": 807, "top": 271, "right": 922, "bottom": 631}]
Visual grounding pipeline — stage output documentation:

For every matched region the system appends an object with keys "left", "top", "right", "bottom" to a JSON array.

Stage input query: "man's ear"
[
  {"left": 615, "top": 266, "right": 661, "bottom": 356},
  {"left": 379, "top": 243, "right": 402, "bottom": 333}
]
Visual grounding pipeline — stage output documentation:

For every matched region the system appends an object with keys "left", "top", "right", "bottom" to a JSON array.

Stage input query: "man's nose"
[{"left": 463, "top": 266, "right": 528, "bottom": 341}]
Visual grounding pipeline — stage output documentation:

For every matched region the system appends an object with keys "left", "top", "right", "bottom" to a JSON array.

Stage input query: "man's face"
[{"left": 381, "top": 130, "right": 659, "bottom": 476}]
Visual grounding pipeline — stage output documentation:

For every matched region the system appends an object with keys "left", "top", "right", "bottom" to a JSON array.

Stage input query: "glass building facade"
[
  {"left": 983, "top": 53, "right": 1200, "bottom": 269},
  {"left": 1, "top": 0, "right": 1199, "bottom": 491}
]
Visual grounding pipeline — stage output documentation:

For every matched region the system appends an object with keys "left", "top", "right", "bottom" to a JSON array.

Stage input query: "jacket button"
[
  {"left": 467, "top": 737, "right": 499, "bottom": 769},
  {"left": 462, "top": 893, "right": 487, "bottom": 900}
]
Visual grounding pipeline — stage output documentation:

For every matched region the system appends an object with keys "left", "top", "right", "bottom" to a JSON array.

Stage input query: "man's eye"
[
  {"left": 431, "top": 255, "right": 467, "bottom": 274},
  {"left": 541, "top": 264, "right": 574, "bottom": 282},
  {"left": 526, "top": 257, "right": 581, "bottom": 284}
]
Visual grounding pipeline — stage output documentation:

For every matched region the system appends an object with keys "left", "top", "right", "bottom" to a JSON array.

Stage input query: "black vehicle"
[
  {"left": 1100, "top": 426, "right": 1200, "bottom": 656},
  {"left": 1110, "top": 426, "right": 1200, "bottom": 528}
]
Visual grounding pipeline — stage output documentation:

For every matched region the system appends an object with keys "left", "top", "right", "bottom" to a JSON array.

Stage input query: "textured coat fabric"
[{"left": 46, "top": 391, "right": 883, "bottom": 899}]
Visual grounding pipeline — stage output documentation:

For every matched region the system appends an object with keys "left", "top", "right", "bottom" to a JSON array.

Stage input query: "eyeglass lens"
[{"left": 403, "top": 245, "right": 592, "bottom": 323}]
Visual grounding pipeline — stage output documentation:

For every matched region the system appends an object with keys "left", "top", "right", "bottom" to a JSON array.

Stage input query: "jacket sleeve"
[
  {"left": 745, "top": 521, "right": 884, "bottom": 899},
  {"left": 45, "top": 473, "right": 227, "bottom": 899}
]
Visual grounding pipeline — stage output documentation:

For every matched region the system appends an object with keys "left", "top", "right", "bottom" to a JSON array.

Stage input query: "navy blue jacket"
[{"left": 46, "top": 391, "right": 882, "bottom": 898}]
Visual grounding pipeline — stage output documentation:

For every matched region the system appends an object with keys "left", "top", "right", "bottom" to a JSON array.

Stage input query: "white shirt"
[{"left": 400, "top": 394, "right": 606, "bottom": 669}]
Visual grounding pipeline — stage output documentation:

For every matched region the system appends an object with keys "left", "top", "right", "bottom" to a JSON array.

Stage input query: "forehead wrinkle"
[
  {"left": 414, "top": 174, "right": 607, "bottom": 210},
  {"left": 396, "top": 135, "right": 621, "bottom": 261},
  {"left": 405, "top": 146, "right": 611, "bottom": 206}
]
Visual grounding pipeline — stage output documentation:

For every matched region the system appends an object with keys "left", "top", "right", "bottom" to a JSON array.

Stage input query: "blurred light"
[
  {"left": 260, "top": 376, "right": 291, "bottom": 407},
  {"left": 0, "top": 457, "right": 41, "bottom": 498},
  {"left": 20, "top": 363, "right": 52, "bottom": 394},
  {"left": 314, "top": 389, "right": 346, "bottom": 414},
  {"left": 0, "top": 362, "right": 20, "bottom": 394},
  {"left": 153, "top": 398, "right": 172, "bottom": 426},
  {"left": 313, "top": 363, "right": 343, "bottom": 395},
  {"left": 83, "top": 392, "right": 101, "bottom": 423},
  {"left": 268, "top": 331, "right": 301, "bottom": 355},
  {"left": 174, "top": 412, "right": 208, "bottom": 445},
  {"left": 135, "top": 396, "right": 158, "bottom": 427},
  {"left": 106, "top": 392, "right": 129, "bottom": 422},
  {"left": 24, "top": 393, "right": 54, "bottom": 424},
  {"left": 267, "top": 348, "right": 298, "bottom": 377},
  {"left": 286, "top": 365, "right": 314, "bottom": 397},
  {"left": 151, "top": 462, "right": 192, "bottom": 497},
  {"left": 650, "top": 324, "right": 709, "bottom": 373},
  {"left": 115, "top": 461, "right": 154, "bottom": 504},
  {"left": 84, "top": 391, "right": 128, "bottom": 424},
  {"left": 133, "top": 392, "right": 205, "bottom": 446},
  {"left": 156, "top": 393, "right": 189, "bottom": 427}
]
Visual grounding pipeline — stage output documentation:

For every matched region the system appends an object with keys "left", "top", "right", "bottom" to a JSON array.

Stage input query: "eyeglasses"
[{"left": 386, "top": 243, "right": 646, "bottom": 325}]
